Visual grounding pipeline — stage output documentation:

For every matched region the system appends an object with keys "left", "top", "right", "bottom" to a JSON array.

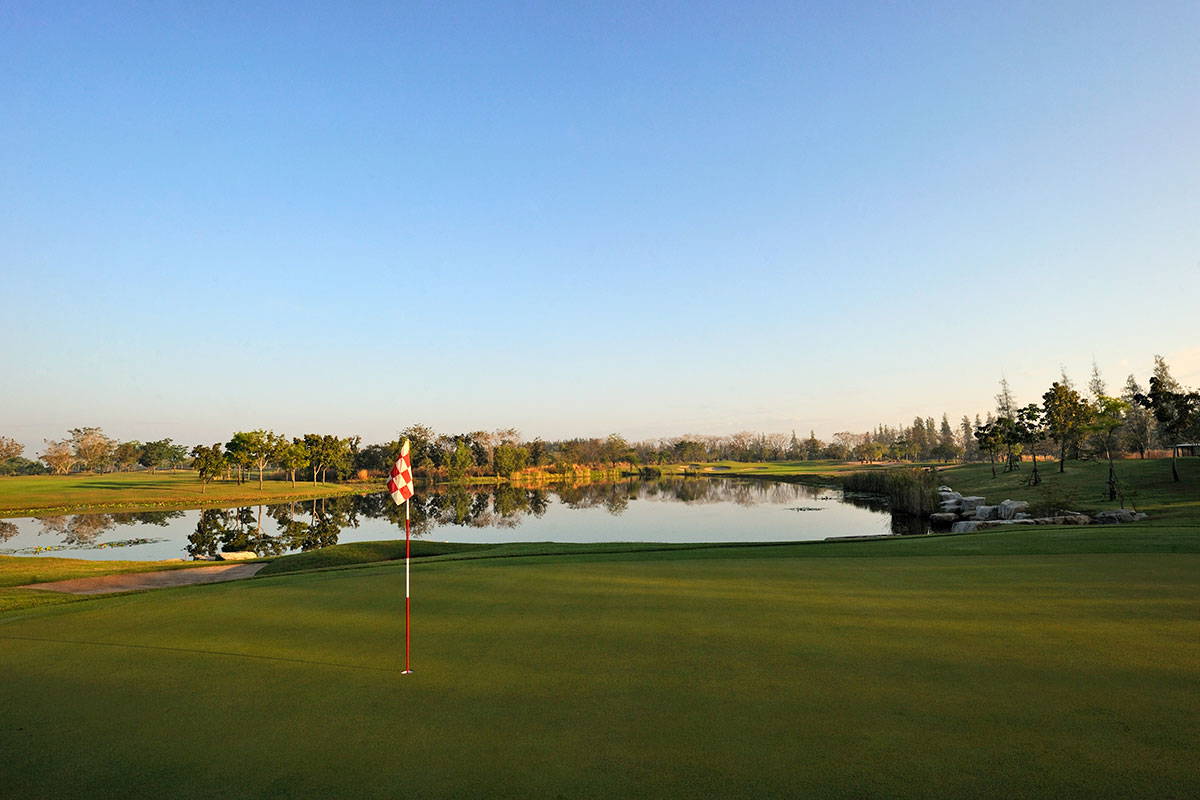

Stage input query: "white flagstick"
[{"left": 403, "top": 497, "right": 412, "bottom": 675}]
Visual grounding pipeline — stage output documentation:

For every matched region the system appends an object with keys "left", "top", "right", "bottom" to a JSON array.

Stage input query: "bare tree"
[
  {"left": 69, "top": 427, "right": 116, "bottom": 473},
  {"left": 40, "top": 440, "right": 79, "bottom": 475},
  {"left": 0, "top": 437, "right": 23, "bottom": 462}
]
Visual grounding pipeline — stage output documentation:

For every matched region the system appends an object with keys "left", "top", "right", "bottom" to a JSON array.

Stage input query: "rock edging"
[{"left": 933, "top": 486, "right": 1146, "bottom": 533}]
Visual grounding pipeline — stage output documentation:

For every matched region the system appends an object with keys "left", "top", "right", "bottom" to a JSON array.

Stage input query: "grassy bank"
[
  {"left": 669, "top": 456, "right": 1199, "bottom": 527},
  {"left": 0, "top": 471, "right": 374, "bottom": 518},
  {"left": 657, "top": 459, "right": 877, "bottom": 480},
  {"left": 2, "top": 543, "right": 1196, "bottom": 798},
  {"left": 936, "top": 458, "right": 1199, "bottom": 524}
]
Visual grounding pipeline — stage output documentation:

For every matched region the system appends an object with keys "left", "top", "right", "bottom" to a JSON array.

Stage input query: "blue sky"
[{"left": 3, "top": 1, "right": 1198, "bottom": 451}]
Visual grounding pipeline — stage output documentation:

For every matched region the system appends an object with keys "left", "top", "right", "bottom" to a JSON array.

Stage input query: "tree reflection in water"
[
  {"left": 180, "top": 478, "right": 902, "bottom": 558},
  {"left": 33, "top": 511, "right": 185, "bottom": 546}
]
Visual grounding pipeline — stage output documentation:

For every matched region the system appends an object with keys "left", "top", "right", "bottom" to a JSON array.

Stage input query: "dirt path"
[{"left": 19, "top": 564, "right": 267, "bottom": 595}]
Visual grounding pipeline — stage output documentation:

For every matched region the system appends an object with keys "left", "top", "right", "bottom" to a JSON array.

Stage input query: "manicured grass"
[
  {"left": 0, "top": 553, "right": 233, "bottom": 613},
  {"left": 658, "top": 459, "right": 875, "bottom": 478},
  {"left": 0, "top": 470, "right": 374, "bottom": 517},
  {"left": 675, "top": 457, "right": 1200, "bottom": 527},
  {"left": 258, "top": 539, "right": 492, "bottom": 576},
  {"left": 938, "top": 458, "right": 1200, "bottom": 524},
  {"left": 3, "top": 459, "right": 1196, "bottom": 796},
  {"left": 1, "top": 546, "right": 1196, "bottom": 798},
  {"left": 259, "top": 525, "right": 1200, "bottom": 580}
]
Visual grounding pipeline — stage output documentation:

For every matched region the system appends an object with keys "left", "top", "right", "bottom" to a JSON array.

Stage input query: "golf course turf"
[{"left": 3, "top": 538, "right": 1198, "bottom": 798}]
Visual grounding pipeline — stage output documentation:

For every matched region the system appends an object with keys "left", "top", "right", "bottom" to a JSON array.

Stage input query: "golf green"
[{"left": 2, "top": 549, "right": 1197, "bottom": 798}]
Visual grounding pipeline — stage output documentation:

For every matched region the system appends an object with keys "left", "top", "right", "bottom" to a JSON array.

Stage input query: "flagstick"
[{"left": 403, "top": 498, "right": 413, "bottom": 675}]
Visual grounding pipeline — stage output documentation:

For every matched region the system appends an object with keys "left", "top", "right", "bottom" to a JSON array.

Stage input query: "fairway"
[
  {"left": 0, "top": 471, "right": 371, "bottom": 517},
  {"left": 3, "top": 547, "right": 1197, "bottom": 799}
]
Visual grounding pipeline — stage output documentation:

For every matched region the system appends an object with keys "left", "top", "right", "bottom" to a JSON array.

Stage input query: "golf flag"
[
  {"left": 390, "top": 439, "right": 416, "bottom": 675},
  {"left": 389, "top": 440, "right": 415, "bottom": 504}
]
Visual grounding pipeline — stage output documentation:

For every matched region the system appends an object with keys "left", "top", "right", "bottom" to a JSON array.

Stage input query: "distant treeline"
[{"left": 2, "top": 355, "right": 1196, "bottom": 487}]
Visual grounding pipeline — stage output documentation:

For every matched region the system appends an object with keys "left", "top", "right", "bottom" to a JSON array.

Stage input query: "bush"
[
  {"left": 843, "top": 468, "right": 940, "bottom": 515},
  {"left": 0, "top": 457, "right": 49, "bottom": 476}
]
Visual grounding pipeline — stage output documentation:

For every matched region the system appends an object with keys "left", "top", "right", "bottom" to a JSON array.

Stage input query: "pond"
[{"left": 0, "top": 477, "right": 926, "bottom": 561}]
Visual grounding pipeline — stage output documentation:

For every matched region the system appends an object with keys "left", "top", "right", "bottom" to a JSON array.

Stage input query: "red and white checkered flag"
[{"left": 388, "top": 439, "right": 415, "bottom": 504}]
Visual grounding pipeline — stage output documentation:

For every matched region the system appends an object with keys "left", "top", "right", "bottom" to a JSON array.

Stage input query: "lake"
[{"left": 0, "top": 477, "right": 925, "bottom": 561}]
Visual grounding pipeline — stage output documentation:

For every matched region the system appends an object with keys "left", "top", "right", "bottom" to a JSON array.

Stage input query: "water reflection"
[
  {"left": 32, "top": 510, "right": 185, "bottom": 543},
  {"left": 178, "top": 478, "right": 907, "bottom": 558},
  {"left": 3, "top": 478, "right": 924, "bottom": 560}
]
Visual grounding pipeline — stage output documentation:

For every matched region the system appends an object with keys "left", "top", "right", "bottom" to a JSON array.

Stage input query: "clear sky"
[{"left": 3, "top": 1, "right": 1198, "bottom": 452}]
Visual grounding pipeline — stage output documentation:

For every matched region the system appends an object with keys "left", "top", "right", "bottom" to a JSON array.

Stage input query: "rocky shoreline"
[{"left": 933, "top": 486, "right": 1146, "bottom": 533}]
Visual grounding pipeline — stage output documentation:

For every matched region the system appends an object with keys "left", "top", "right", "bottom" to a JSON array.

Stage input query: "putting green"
[{"left": 2, "top": 549, "right": 1197, "bottom": 798}]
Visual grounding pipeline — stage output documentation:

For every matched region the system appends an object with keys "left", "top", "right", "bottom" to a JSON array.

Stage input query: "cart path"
[{"left": 19, "top": 563, "right": 267, "bottom": 595}]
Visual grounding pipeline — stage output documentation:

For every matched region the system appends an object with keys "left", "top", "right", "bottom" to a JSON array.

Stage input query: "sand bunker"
[{"left": 20, "top": 563, "right": 266, "bottom": 595}]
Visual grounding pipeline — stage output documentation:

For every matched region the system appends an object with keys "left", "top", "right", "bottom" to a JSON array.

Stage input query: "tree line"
[
  {"left": 0, "top": 429, "right": 189, "bottom": 476},
  {"left": 970, "top": 356, "right": 1198, "bottom": 491},
  {"left": 2, "top": 355, "right": 1195, "bottom": 486}
]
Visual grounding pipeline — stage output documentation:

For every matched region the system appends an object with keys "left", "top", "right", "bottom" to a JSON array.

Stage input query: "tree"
[
  {"left": 1088, "top": 361, "right": 1107, "bottom": 400},
  {"left": 113, "top": 441, "right": 142, "bottom": 471},
  {"left": 237, "top": 430, "right": 286, "bottom": 489},
  {"left": 786, "top": 430, "right": 802, "bottom": 460},
  {"left": 225, "top": 432, "right": 255, "bottom": 483},
  {"left": 1134, "top": 376, "right": 1200, "bottom": 482},
  {"left": 326, "top": 436, "right": 354, "bottom": 481},
  {"left": 277, "top": 440, "right": 309, "bottom": 487},
  {"left": 40, "top": 439, "right": 78, "bottom": 474},
  {"left": 992, "top": 415, "right": 1023, "bottom": 472},
  {"left": 995, "top": 377, "right": 1016, "bottom": 419},
  {"left": 1013, "top": 404, "right": 1045, "bottom": 486},
  {"left": 1121, "top": 375, "right": 1154, "bottom": 458},
  {"left": 400, "top": 425, "right": 437, "bottom": 474},
  {"left": 528, "top": 438, "right": 547, "bottom": 466},
  {"left": 493, "top": 443, "right": 530, "bottom": 478},
  {"left": 1152, "top": 353, "right": 1183, "bottom": 393},
  {"left": 190, "top": 444, "right": 226, "bottom": 493},
  {"left": 0, "top": 437, "right": 23, "bottom": 462},
  {"left": 448, "top": 440, "right": 475, "bottom": 482},
  {"left": 1089, "top": 396, "right": 1129, "bottom": 500},
  {"left": 935, "top": 414, "right": 959, "bottom": 462},
  {"left": 302, "top": 434, "right": 326, "bottom": 483},
  {"left": 909, "top": 417, "right": 929, "bottom": 461},
  {"left": 164, "top": 441, "right": 189, "bottom": 469},
  {"left": 959, "top": 416, "right": 977, "bottom": 461},
  {"left": 974, "top": 421, "right": 1001, "bottom": 477},
  {"left": 70, "top": 427, "right": 115, "bottom": 473},
  {"left": 141, "top": 438, "right": 185, "bottom": 472},
  {"left": 1042, "top": 382, "right": 1091, "bottom": 472},
  {"left": 302, "top": 434, "right": 351, "bottom": 483},
  {"left": 0, "top": 457, "right": 47, "bottom": 476}
]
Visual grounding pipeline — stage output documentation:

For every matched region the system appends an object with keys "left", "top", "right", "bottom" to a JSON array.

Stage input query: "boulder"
[
  {"left": 929, "top": 513, "right": 958, "bottom": 525},
  {"left": 939, "top": 501, "right": 962, "bottom": 514},
  {"left": 959, "top": 496, "right": 986, "bottom": 514},
  {"left": 974, "top": 505, "right": 999, "bottom": 521},
  {"left": 997, "top": 500, "right": 1029, "bottom": 520},
  {"left": 1033, "top": 515, "right": 1091, "bottom": 526},
  {"left": 1014, "top": 512, "right": 1032, "bottom": 520},
  {"left": 975, "top": 519, "right": 1037, "bottom": 530},
  {"left": 950, "top": 521, "right": 981, "bottom": 533},
  {"left": 1092, "top": 510, "right": 1149, "bottom": 524},
  {"left": 938, "top": 490, "right": 963, "bottom": 502},
  {"left": 217, "top": 551, "right": 258, "bottom": 561}
]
